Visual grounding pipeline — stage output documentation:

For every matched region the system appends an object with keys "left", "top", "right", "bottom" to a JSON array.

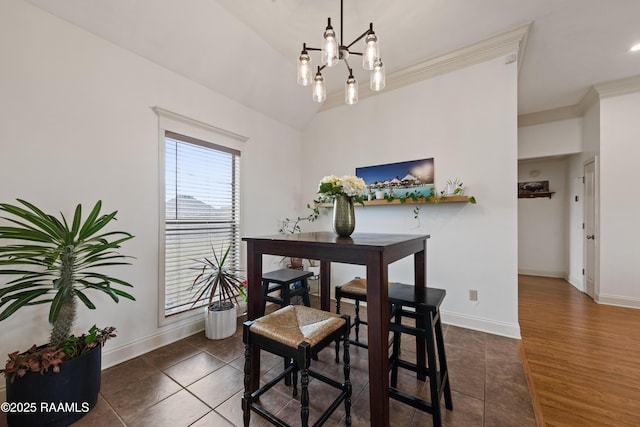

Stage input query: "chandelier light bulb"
[
  {"left": 345, "top": 71, "right": 358, "bottom": 105},
  {"left": 370, "top": 59, "right": 385, "bottom": 91},
  {"left": 362, "top": 30, "right": 379, "bottom": 71},
  {"left": 321, "top": 19, "right": 339, "bottom": 67},
  {"left": 297, "top": 48, "right": 312, "bottom": 86},
  {"left": 313, "top": 69, "right": 326, "bottom": 103}
]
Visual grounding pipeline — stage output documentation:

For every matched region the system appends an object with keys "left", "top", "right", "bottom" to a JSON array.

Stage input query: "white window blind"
[{"left": 164, "top": 131, "right": 240, "bottom": 317}]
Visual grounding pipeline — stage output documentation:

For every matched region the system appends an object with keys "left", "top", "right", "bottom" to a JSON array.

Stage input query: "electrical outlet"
[{"left": 469, "top": 289, "right": 478, "bottom": 301}]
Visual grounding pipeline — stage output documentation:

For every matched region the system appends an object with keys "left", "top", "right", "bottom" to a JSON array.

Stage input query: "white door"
[{"left": 584, "top": 160, "right": 596, "bottom": 299}]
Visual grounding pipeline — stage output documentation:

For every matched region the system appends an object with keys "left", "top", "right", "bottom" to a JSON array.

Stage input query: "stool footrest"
[
  {"left": 249, "top": 402, "right": 289, "bottom": 427},
  {"left": 389, "top": 387, "right": 434, "bottom": 414},
  {"left": 251, "top": 365, "right": 295, "bottom": 401}
]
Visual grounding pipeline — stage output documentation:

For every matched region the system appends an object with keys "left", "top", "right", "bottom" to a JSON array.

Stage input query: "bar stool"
[
  {"left": 335, "top": 278, "right": 368, "bottom": 349},
  {"left": 335, "top": 278, "right": 394, "bottom": 362},
  {"left": 242, "top": 305, "right": 352, "bottom": 427},
  {"left": 261, "top": 268, "right": 314, "bottom": 315},
  {"left": 388, "top": 283, "right": 452, "bottom": 427}
]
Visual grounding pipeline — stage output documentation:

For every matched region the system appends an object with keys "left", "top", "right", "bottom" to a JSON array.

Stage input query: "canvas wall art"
[
  {"left": 356, "top": 158, "right": 435, "bottom": 199},
  {"left": 518, "top": 180, "right": 549, "bottom": 194}
]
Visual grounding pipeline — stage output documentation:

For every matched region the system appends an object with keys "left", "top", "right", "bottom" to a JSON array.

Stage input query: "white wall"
[
  {"left": 598, "top": 92, "right": 640, "bottom": 307},
  {"left": 0, "top": 0, "right": 302, "bottom": 371},
  {"left": 518, "top": 118, "right": 582, "bottom": 159},
  {"left": 301, "top": 56, "right": 520, "bottom": 338},
  {"left": 517, "top": 158, "right": 568, "bottom": 277}
]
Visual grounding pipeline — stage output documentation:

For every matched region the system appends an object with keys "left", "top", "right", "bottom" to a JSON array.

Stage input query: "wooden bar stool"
[
  {"left": 335, "top": 278, "right": 393, "bottom": 362},
  {"left": 261, "top": 268, "right": 314, "bottom": 315},
  {"left": 242, "top": 305, "right": 352, "bottom": 427},
  {"left": 335, "top": 278, "right": 368, "bottom": 348},
  {"left": 388, "top": 283, "right": 452, "bottom": 427}
]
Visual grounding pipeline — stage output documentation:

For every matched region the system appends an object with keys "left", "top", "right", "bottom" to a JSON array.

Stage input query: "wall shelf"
[
  {"left": 518, "top": 192, "right": 554, "bottom": 199},
  {"left": 317, "top": 195, "right": 472, "bottom": 208}
]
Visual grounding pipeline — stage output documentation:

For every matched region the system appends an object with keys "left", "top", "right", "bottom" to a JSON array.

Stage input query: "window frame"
[{"left": 154, "top": 107, "right": 247, "bottom": 327}]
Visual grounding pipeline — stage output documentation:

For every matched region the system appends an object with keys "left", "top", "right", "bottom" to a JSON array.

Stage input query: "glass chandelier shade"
[
  {"left": 313, "top": 69, "right": 326, "bottom": 103},
  {"left": 297, "top": 47, "right": 312, "bottom": 86},
  {"left": 321, "top": 20, "right": 339, "bottom": 67},
  {"left": 370, "top": 60, "right": 385, "bottom": 91},
  {"left": 345, "top": 71, "right": 358, "bottom": 104},
  {"left": 362, "top": 32, "right": 379, "bottom": 71},
  {"left": 297, "top": 1, "right": 385, "bottom": 105}
]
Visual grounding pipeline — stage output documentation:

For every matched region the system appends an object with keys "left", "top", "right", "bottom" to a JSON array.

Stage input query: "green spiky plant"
[
  {"left": 0, "top": 200, "right": 135, "bottom": 349},
  {"left": 190, "top": 245, "right": 244, "bottom": 311}
]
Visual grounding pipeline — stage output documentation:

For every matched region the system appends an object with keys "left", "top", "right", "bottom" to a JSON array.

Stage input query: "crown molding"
[
  {"left": 518, "top": 105, "right": 583, "bottom": 127},
  {"left": 518, "top": 74, "right": 640, "bottom": 127},
  {"left": 594, "top": 74, "right": 640, "bottom": 99},
  {"left": 320, "top": 22, "right": 532, "bottom": 111}
]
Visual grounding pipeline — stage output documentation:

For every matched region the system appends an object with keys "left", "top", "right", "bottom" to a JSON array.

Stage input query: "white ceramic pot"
[
  {"left": 375, "top": 190, "right": 385, "bottom": 200},
  {"left": 204, "top": 304, "right": 237, "bottom": 340}
]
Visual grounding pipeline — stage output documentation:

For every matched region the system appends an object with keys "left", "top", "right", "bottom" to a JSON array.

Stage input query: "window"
[{"left": 163, "top": 131, "right": 241, "bottom": 317}]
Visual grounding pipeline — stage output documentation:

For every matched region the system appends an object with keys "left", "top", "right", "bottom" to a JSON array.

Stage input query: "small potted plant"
[
  {"left": 0, "top": 199, "right": 134, "bottom": 427},
  {"left": 190, "top": 245, "right": 244, "bottom": 340}
]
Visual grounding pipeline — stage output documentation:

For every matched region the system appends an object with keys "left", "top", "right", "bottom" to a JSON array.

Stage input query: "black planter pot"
[{"left": 5, "top": 344, "right": 101, "bottom": 427}]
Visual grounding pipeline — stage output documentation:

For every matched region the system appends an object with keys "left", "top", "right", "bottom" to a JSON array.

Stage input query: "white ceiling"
[{"left": 27, "top": 0, "right": 640, "bottom": 129}]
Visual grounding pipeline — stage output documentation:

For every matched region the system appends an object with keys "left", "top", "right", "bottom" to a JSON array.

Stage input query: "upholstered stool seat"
[
  {"left": 388, "top": 283, "right": 452, "bottom": 427},
  {"left": 243, "top": 305, "right": 352, "bottom": 427}
]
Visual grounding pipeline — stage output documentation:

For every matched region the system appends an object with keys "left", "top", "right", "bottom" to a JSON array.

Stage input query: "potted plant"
[
  {"left": 190, "top": 245, "right": 244, "bottom": 340},
  {"left": 0, "top": 199, "right": 134, "bottom": 427}
]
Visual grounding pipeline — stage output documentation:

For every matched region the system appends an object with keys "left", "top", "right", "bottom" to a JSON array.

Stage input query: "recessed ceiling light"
[{"left": 631, "top": 43, "right": 640, "bottom": 52}]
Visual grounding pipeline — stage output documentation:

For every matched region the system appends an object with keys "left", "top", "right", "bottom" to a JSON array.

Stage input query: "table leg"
[
  {"left": 320, "top": 261, "right": 331, "bottom": 311},
  {"left": 415, "top": 247, "right": 427, "bottom": 381},
  {"left": 246, "top": 241, "right": 263, "bottom": 392},
  {"left": 366, "top": 255, "right": 390, "bottom": 426}
]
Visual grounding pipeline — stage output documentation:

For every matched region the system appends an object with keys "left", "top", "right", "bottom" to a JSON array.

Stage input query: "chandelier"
[{"left": 296, "top": 0, "right": 385, "bottom": 105}]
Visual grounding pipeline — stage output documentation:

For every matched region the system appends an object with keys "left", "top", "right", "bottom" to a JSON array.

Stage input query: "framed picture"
[
  {"left": 518, "top": 180, "right": 549, "bottom": 194},
  {"left": 356, "top": 158, "right": 435, "bottom": 199}
]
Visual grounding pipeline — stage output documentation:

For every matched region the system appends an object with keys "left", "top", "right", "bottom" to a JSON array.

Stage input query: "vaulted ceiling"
[{"left": 27, "top": 0, "right": 640, "bottom": 129}]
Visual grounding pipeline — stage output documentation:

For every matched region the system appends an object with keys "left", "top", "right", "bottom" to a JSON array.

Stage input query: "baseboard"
[
  {"left": 101, "top": 316, "right": 204, "bottom": 370},
  {"left": 440, "top": 310, "right": 521, "bottom": 339},
  {"left": 596, "top": 293, "right": 640, "bottom": 309},
  {"left": 566, "top": 275, "right": 584, "bottom": 292},
  {"left": 518, "top": 269, "right": 566, "bottom": 278}
]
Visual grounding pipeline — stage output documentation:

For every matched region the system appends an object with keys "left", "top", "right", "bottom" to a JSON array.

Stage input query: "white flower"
[
  {"left": 339, "top": 175, "right": 366, "bottom": 197},
  {"left": 317, "top": 174, "right": 366, "bottom": 199}
]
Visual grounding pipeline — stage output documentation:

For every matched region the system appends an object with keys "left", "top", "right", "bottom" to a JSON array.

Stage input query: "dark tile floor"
[{"left": 1, "top": 301, "right": 536, "bottom": 426}]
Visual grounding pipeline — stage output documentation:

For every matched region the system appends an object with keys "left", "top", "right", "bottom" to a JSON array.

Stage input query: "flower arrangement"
[{"left": 317, "top": 175, "right": 367, "bottom": 203}]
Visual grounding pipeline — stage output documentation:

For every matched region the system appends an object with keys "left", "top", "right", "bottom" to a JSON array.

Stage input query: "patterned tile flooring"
[{"left": 1, "top": 299, "right": 536, "bottom": 426}]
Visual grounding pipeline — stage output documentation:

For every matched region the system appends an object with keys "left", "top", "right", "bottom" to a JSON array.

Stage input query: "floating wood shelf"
[
  {"left": 317, "top": 195, "right": 472, "bottom": 208},
  {"left": 518, "top": 192, "right": 555, "bottom": 199}
]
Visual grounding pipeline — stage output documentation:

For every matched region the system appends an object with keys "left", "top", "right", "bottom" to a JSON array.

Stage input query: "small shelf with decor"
[
  {"left": 317, "top": 195, "right": 474, "bottom": 208},
  {"left": 518, "top": 192, "right": 555, "bottom": 199},
  {"left": 518, "top": 181, "right": 553, "bottom": 199}
]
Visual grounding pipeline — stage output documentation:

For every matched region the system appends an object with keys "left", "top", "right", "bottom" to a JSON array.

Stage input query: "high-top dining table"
[{"left": 242, "top": 231, "right": 430, "bottom": 427}]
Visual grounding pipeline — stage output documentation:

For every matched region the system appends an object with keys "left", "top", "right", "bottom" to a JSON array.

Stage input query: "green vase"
[{"left": 333, "top": 194, "right": 355, "bottom": 237}]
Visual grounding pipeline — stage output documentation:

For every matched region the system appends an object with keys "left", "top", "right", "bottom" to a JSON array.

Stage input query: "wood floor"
[{"left": 519, "top": 275, "right": 640, "bottom": 426}]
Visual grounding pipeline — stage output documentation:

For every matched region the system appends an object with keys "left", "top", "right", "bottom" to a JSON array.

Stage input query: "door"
[{"left": 584, "top": 160, "right": 596, "bottom": 299}]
